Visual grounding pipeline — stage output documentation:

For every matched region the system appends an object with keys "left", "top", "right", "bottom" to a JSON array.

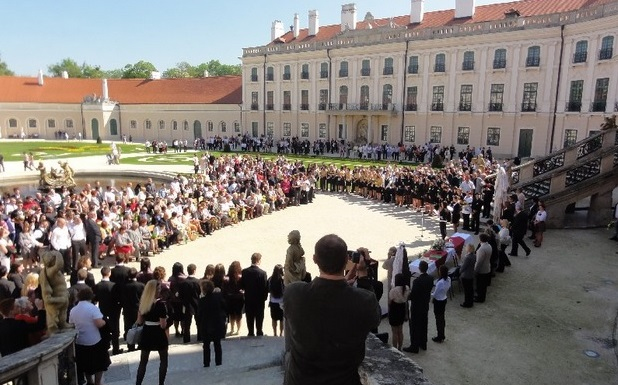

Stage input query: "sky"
[{"left": 0, "top": 0, "right": 501, "bottom": 76}]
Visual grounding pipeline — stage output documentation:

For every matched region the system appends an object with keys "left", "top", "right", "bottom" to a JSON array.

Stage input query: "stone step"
[{"left": 105, "top": 336, "right": 284, "bottom": 385}]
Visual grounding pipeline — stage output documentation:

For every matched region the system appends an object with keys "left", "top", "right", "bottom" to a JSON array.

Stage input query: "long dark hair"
[
  {"left": 171, "top": 262, "right": 184, "bottom": 278},
  {"left": 394, "top": 273, "right": 408, "bottom": 297},
  {"left": 438, "top": 265, "right": 449, "bottom": 281},
  {"left": 268, "top": 264, "right": 284, "bottom": 298}
]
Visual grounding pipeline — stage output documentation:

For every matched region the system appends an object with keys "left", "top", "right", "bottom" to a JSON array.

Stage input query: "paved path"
[{"left": 1, "top": 150, "right": 617, "bottom": 385}]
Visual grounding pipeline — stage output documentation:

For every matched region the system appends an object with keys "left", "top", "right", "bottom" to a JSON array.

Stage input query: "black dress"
[
  {"left": 223, "top": 278, "right": 244, "bottom": 316},
  {"left": 388, "top": 301, "right": 406, "bottom": 326},
  {"left": 138, "top": 300, "right": 168, "bottom": 351}
]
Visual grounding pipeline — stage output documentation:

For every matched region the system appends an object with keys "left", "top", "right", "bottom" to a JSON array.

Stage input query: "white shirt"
[
  {"left": 69, "top": 300, "right": 103, "bottom": 346},
  {"left": 535, "top": 210, "right": 547, "bottom": 222},
  {"left": 50, "top": 226, "right": 71, "bottom": 250},
  {"left": 69, "top": 222, "right": 86, "bottom": 242},
  {"left": 433, "top": 277, "right": 451, "bottom": 301}
]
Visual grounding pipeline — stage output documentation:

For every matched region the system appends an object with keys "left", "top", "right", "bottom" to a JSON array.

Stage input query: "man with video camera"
[{"left": 283, "top": 234, "right": 381, "bottom": 385}]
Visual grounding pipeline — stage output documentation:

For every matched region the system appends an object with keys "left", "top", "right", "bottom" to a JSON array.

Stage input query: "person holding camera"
[{"left": 283, "top": 234, "right": 380, "bottom": 385}]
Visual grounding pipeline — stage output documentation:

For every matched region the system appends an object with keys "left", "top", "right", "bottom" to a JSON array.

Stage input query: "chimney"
[
  {"left": 271, "top": 20, "right": 285, "bottom": 41},
  {"left": 308, "top": 10, "right": 319, "bottom": 36},
  {"left": 37, "top": 69, "right": 44, "bottom": 86},
  {"left": 61, "top": 71, "right": 69, "bottom": 79},
  {"left": 293, "top": 13, "right": 300, "bottom": 38},
  {"left": 150, "top": 71, "right": 161, "bottom": 80},
  {"left": 102, "top": 79, "right": 109, "bottom": 101},
  {"left": 455, "top": 0, "right": 475, "bottom": 19},
  {"left": 341, "top": 3, "right": 357, "bottom": 32},
  {"left": 203, "top": 70, "right": 209, "bottom": 77},
  {"left": 410, "top": 0, "right": 424, "bottom": 24}
]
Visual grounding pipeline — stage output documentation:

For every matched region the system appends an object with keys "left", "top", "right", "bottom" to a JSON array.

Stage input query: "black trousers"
[
  {"left": 475, "top": 273, "right": 491, "bottom": 302},
  {"left": 439, "top": 222, "right": 447, "bottom": 239},
  {"left": 245, "top": 304, "right": 264, "bottom": 336},
  {"left": 88, "top": 238, "right": 101, "bottom": 267},
  {"left": 510, "top": 234, "right": 531, "bottom": 256},
  {"left": 462, "top": 278, "right": 474, "bottom": 306},
  {"left": 203, "top": 337, "right": 222, "bottom": 366},
  {"left": 471, "top": 212, "right": 481, "bottom": 234},
  {"left": 182, "top": 312, "right": 199, "bottom": 342},
  {"left": 107, "top": 308, "right": 121, "bottom": 353},
  {"left": 71, "top": 240, "right": 87, "bottom": 269},
  {"left": 432, "top": 298, "right": 447, "bottom": 340},
  {"left": 462, "top": 214, "right": 470, "bottom": 230},
  {"left": 57, "top": 248, "right": 72, "bottom": 274},
  {"left": 408, "top": 305, "right": 428, "bottom": 350}
]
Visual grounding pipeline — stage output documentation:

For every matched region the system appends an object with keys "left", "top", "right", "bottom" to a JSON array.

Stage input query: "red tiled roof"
[
  {"left": 270, "top": 0, "right": 614, "bottom": 45},
  {"left": 0, "top": 76, "right": 242, "bottom": 105}
]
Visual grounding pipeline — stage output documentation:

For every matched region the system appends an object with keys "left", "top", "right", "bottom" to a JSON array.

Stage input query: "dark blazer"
[
  {"left": 121, "top": 280, "right": 145, "bottom": 316},
  {"left": 110, "top": 265, "right": 130, "bottom": 286},
  {"left": 7, "top": 273, "right": 24, "bottom": 296},
  {"left": 69, "top": 270, "right": 96, "bottom": 290},
  {"left": 197, "top": 292, "right": 228, "bottom": 340},
  {"left": 84, "top": 218, "right": 102, "bottom": 243},
  {"left": 94, "top": 280, "right": 118, "bottom": 316},
  {"left": 409, "top": 273, "right": 433, "bottom": 312},
  {"left": 68, "top": 282, "right": 90, "bottom": 307},
  {"left": 240, "top": 265, "right": 268, "bottom": 309},
  {"left": 179, "top": 276, "right": 201, "bottom": 315},
  {"left": 512, "top": 210, "right": 529, "bottom": 237},
  {"left": 0, "top": 278, "right": 17, "bottom": 301}
]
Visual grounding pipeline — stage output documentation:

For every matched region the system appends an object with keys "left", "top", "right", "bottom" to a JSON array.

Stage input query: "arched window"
[
  {"left": 493, "top": 49, "right": 507, "bottom": 69},
  {"left": 462, "top": 51, "right": 475, "bottom": 70},
  {"left": 434, "top": 54, "right": 446, "bottom": 72},
  {"left": 251, "top": 67, "right": 258, "bottom": 82},
  {"left": 28, "top": 119, "right": 37, "bottom": 128},
  {"left": 207, "top": 121, "right": 214, "bottom": 132},
  {"left": 360, "top": 85, "right": 370, "bottom": 110},
  {"left": 8, "top": 118, "right": 17, "bottom": 128},
  {"left": 110, "top": 119, "right": 118, "bottom": 135},
  {"left": 526, "top": 46, "right": 540, "bottom": 67},
  {"left": 266, "top": 66, "right": 274, "bottom": 81},
  {"left": 172, "top": 120, "right": 178, "bottom": 130},
  {"left": 320, "top": 62, "right": 328, "bottom": 78},
  {"left": 600, "top": 36, "right": 614, "bottom": 60},
  {"left": 283, "top": 65, "right": 291, "bottom": 80},
  {"left": 220, "top": 121, "right": 227, "bottom": 133},
  {"left": 234, "top": 121, "right": 240, "bottom": 133},
  {"left": 361, "top": 59, "right": 371, "bottom": 76},
  {"left": 574, "top": 40, "right": 588, "bottom": 63},
  {"left": 382, "top": 84, "right": 393, "bottom": 109},
  {"left": 183, "top": 120, "right": 189, "bottom": 130},
  {"left": 383, "top": 58, "right": 394, "bottom": 75},
  {"left": 145, "top": 120, "right": 152, "bottom": 129},
  {"left": 65, "top": 119, "right": 74, "bottom": 129},
  {"left": 339, "top": 85, "right": 348, "bottom": 107},
  {"left": 158, "top": 120, "right": 165, "bottom": 130},
  {"left": 301, "top": 64, "right": 309, "bottom": 80},
  {"left": 339, "top": 61, "right": 348, "bottom": 77}
]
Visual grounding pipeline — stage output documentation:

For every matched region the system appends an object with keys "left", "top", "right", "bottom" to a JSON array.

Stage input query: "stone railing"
[
  {"left": 243, "top": 1, "right": 618, "bottom": 57},
  {"left": 0, "top": 330, "right": 78, "bottom": 385},
  {"left": 360, "top": 334, "right": 433, "bottom": 385},
  {"left": 511, "top": 127, "right": 618, "bottom": 228}
]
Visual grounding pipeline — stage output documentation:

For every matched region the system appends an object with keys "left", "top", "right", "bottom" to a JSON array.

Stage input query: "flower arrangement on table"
[{"left": 431, "top": 239, "right": 445, "bottom": 251}]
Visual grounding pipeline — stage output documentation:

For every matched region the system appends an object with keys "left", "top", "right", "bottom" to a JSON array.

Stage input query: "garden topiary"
[
  {"left": 96, "top": 136, "right": 102, "bottom": 144},
  {"left": 431, "top": 154, "right": 444, "bottom": 169}
]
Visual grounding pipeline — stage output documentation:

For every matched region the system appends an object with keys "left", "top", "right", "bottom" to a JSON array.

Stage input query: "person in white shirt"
[
  {"left": 69, "top": 216, "right": 87, "bottom": 269},
  {"left": 50, "top": 218, "right": 73, "bottom": 274},
  {"left": 69, "top": 287, "right": 111, "bottom": 385},
  {"left": 431, "top": 265, "right": 451, "bottom": 343},
  {"left": 533, "top": 204, "right": 547, "bottom": 247}
]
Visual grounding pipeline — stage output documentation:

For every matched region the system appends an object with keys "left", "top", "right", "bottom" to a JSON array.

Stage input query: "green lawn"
[
  {"left": 120, "top": 150, "right": 417, "bottom": 169},
  {"left": 0, "top": 141, "right": 143, "bottom": 162}
]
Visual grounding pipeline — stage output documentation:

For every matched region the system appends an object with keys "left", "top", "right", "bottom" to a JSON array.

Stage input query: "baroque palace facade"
[
  {"left": 0, "top": 0, "right": 616, "bottom": 158},
  {"left": 241, "top": 0, "right": 618, "bottom": 157}
]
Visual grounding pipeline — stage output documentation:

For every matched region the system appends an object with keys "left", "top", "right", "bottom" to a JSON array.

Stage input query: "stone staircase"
[
  {"left": 105, "top": 336, "right": 285, "bottom": 385},
  {"left": 510, "top": 126, "right": 618, "bottom": 228}
]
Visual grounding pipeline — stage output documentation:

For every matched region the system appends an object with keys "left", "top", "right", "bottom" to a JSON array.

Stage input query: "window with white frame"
[
  {"left": 207, "top": 121, "right": 214, "bottom": 132},
  {"left": 172, "top": 120, "right": 178, "bottom": 130},
  {"left": 183, "top": 120, "right": 189, "bottom": 130},
  {"left": 65, "top": 119, "right": 74, "bottom": 129},
  {"left": 430, "top": 126, "right": 442, "bottom": 143},
  {"left": 487, "top": 127, "right": 500, "bottom": 146},
  {"left": 234, "top": 121, "right": 240, "bottom": 133},
  {"left": 318, "top": 123, "right": 327, "bottom": 138},
  {"left": 251, "top": 121, "right": 259, "bottom": 137},
  {"left": 380, "top": 125, "right": 388, "bottom": 141},
  {"left": 300, "top": 123, "right": 309, "bottom": 138},
  {"left": 47, "top": 119, "right": 56, "bottom": 128},
  {"left": 564, "top": 129, "right": 578, "bottom": 148},
  {"left": 8, "top": 118, "right": 17, "bottom": 128},
  {"left": 28, "top": 119, "right": 37, "bottom": 128},
  {"left": 158, "top": 120, "right": 165, "bottom": 130},
  {"left": 145, "top": 120, "right": 152, "bottom": 130},
  {"left": 266, "top": 122, "right": 274, "bottom": 137},
  {"left": 130, "top": 120, "right": 137, "bottom": 129},
  {"left": 404, "top": 126, "right": 415, "bottom": 142},
  {"left": 457, "top": 127, "right": 470, "bottom": 145},
  {"left": 283, "top": 122, "right": 291, "bottom": 137},
  {"left": 220, "top": 121, "right": 227, "bottom": 133}
]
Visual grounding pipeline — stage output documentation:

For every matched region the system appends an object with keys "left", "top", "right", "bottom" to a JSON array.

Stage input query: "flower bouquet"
[{"left": 431, "top": 239, "right": 445, "bottom": 251}]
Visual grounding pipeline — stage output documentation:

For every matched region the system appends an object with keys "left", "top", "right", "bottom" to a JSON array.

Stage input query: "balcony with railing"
[
  {"left": 339, "top": 69, "right": 348, "bottom": 78},
  {"left": 431, "top": 102, "right": 444, "bottom": 111},
  {"left": 361, "top": 68, "right": 371, "bottom": 76},
  {"left": 405, "top": 103, "right": 418, "bottom": 111},
  {"left": 265, "top": 104, "right": 274, "bottom": 110},
  {"left": 320, "top": 71, "right": 329, "bottom": 79},
  {"left": 407, "top": 65, "right": 419, "bottom": 74},
  {"left": 599, "top": 48, "right": 613, "bottom": 60},
  {"left": 434, "top": 63, "right": 446, "bottom": 73},
  {"left": 282, "top": 73, "right": 291, "bottom": 80},
  {"left": 318, "top": 103, "right": 327, "bottom": 111},
  {"left": 266, "top": 74, "right": 274, "bottom": 81},
  {"left": 526, "top": 57, "right": 540, "bottom": 67},
  {"left": 250, "top": 103, "right": 259, "bottom": 110},
  {"left": 282, "top": 103, "right": 291, "bottom": 111},
  {"left": 590, "top": 101, "right": 607, "bottom": 112},
  {"left": 488, "top": 102, "right": 503, "bottom": 112},
  {"left": 459, "top": 102, "right": 472, "bottom": 112},
  {"left": 493, "top": 59, "right": 506, "bottom": 69},
  {"left": 300, "top": 71, "right": 309, "bottom": 80},
  {"left": 521, "top": 102, "right": 536, "bottom": 112},
  {"left": 250, "top": 74, "right": 258, "bottom": 82},
  {"left": 573, "top": 52, "right": 588, "bottom": 64},
  {"left": 300, "top": 104, "right": 309, "bottom": 111},
  {"left": 565, "top": 101, "right": 582, "bottom": 112},
  {"left": 462, "top": 61, "right": 475, "bottom": 71},
  {"left": 383, "top": 67, "right": 394, "bottom": 75}
]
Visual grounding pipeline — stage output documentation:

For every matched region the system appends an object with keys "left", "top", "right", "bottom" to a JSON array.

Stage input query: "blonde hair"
[
  {"left": 138, "top": 280, "right": 158, "bottom": 315},
  {"left": 465, "top": 244, "right": 476, "bottom": 254},
  {"left": 22, "top": 273, "right": 39, "bottom": 297}
]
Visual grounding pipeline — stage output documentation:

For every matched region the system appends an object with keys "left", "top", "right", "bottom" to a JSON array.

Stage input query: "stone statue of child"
[{"left": 39, "top": 250, "right": 71, "bottom": 335}]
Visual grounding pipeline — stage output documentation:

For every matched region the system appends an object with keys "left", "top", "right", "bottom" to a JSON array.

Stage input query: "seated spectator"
[{"left": 0, "top": 297, "right": 47, "bottom": 356}]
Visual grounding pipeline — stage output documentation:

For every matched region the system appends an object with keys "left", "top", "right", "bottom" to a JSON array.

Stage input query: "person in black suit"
[
  {"left": 68, "top": 268, "right": 91, "bottom": 318},
  {"left": 510, "top": 206, "right": 531, "bottom": 257},
  {"left": 197, "top": 279, "right": 228, "bottom": 367},
  {"left": 94, "top": 266, "right": 123, "bottom": 355},
  {"left": 84, "top": 211, "right": 102, "bottom": 267},
  {"left": 179, "top": 263, "right": 202, "bottom": 343},
  {"left": 121, "top": 268, "right": 144, "bottom": 352},
  {"left": 110, "top": 255, "right": 130, "bottom": 351},
  {"left": 240, "top": 253, "right": 268, "bottom": 337},
  {"left": 0, "top": 265, "right": 18, "bottom": 301},
  {"left": 403, "top": 260, "right": 433, "bottom": 354}
]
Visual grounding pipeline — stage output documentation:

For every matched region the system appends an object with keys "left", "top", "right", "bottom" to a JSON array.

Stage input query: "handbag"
[{"left": 126, "top": 323, "right": 143, "bottom": 345}]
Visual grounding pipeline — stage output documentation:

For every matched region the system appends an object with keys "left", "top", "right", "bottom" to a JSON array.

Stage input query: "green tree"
[
  {"left": 81, "top": 64, "right": 106, "bottom": 78},
  {"left": 121, "top": 60, "right": 158, "bottom": 79},
  {"left": 103, "top": 68, "right": 124, "bottom": 79},
  {"left": 163, "top": 61, "right": 193, "bottom": 78},
  {"left": 0, "top": 55, "right": 14, "bottom": 76},
  {"left": 48, "top": 58, "right": 82, "bottom": 78},
  {"left": 194, "top": 60, "right": 240, "bottom": 77}
]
